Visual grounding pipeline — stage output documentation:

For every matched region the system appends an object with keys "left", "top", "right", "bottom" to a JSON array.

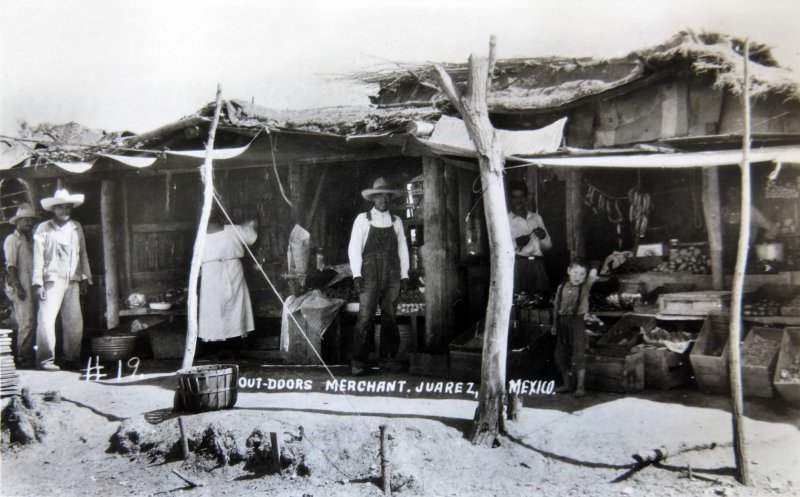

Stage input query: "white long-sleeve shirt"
[
  {"left": 509, "top": 210, "right": 552, "bottom": 257},
  {"left": 348, "top": 208, "right": 410, "bottom": 279}
]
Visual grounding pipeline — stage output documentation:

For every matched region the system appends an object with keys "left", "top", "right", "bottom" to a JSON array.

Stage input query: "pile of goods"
[
  {"left": 643, "top": 326, "right": 694, "bottom": 353},
  {"left": 513, "top": 292, "right": 550, "bottom": 309},
  {"left": 741, "top": 333, "right": 781, "bottom": 365},
  {"left": 149, "top": 288, "right": 187, "bottom": 306},
  {"left": 124, "top": 288, "right": 187, "bottom": 309},
  {"left": 779, "top": 353, "right": 800, "bottom": 382},
  {"left": 743, "top": 296, "right": 782, "bottom": 317},
  {"left": 398, "top": 288, "right": 426, "bottom": 313},
  {"left": 589, "top": 291, "right": 642, "bottom": 312},
  {"left": 651, "top": 245, "right": 710, "bottom": 274},
  {"left": 322, "top": 283, "right": 359, "bottom": 303}
]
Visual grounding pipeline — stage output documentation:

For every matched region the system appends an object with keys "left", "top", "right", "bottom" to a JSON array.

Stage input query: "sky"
[{"left": 1, "top": 0, "right": 799, "bottom": 135}]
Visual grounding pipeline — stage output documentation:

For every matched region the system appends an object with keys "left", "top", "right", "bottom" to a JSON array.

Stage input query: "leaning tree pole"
[
  {"left": 435, "top": 37, "right": 515, "bottom": 446},
  {"left": 182, "top": 85, "right": 223, "bottom": 370}
]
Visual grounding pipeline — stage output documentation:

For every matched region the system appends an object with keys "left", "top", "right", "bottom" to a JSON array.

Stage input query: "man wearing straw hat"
[
  {"left": 32, "top": 189, "right": 92, "bottom": 371},
  {"left": 3, "top": 203, "right": 39, "bottom": 367},
  {"left": 348, "top": 177, "right": 410, "bottom": 376}
]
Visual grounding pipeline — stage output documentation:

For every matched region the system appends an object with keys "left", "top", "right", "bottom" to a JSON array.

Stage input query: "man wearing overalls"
[{"left": 347, "top": 177, "right": 410, "bottom": 376}]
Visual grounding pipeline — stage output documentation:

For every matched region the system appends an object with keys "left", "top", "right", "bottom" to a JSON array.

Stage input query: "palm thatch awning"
[{"left": 357, "top": 31, "right": 800, "bottom": 113}]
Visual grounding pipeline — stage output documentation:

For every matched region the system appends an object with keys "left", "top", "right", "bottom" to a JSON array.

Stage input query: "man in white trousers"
[{"left": 32, "top": 189, "right": 92, "bottom": 371}]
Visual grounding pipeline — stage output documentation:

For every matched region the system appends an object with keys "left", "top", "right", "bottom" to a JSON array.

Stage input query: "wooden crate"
[
  {"left": 774, "top": 327, "right": 800, "bottom": 406},
  {"left": 689, "top": 315, "right": 730, "bottom": 394},
  {"left": 410, "top": 352, "right": 449, "bottom": 378},
  {"left": 741, "top": 326, "right": 783, "bottom": 398},
  {"left": 585, "top": 348, "right": 644, "bottom": 393},
  {"left": 643, "top": 346, "right": 692, "bottom": 390},
  {"left": 597, "top": 313, "right": 654, "bottom": 352},
  {"left": 512, "top": 306, "right": 551, "bottom": 347},
  {"left": 658, "top": 291, "right": 731, "bottom": 316},
  {"left": 449, "top": 349, "right": 481, "bottom": 382}
]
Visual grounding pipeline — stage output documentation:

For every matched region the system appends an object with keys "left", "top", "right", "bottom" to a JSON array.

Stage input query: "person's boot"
[
  {"left": 573, "top": 368, "right": 586, "bottom": 398},
  {"left": 556, "top": 371, "right": 571, "bottom": 393}
]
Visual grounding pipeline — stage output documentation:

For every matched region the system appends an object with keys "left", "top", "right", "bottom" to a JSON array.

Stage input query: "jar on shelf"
[{"left": 668, "top": 239, "right": 680, "bottom": 261}]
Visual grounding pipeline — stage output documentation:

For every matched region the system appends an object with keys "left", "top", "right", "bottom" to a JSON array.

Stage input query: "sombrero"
[
  {"left": 41, "top": 189, "right": 84, "bottom": 212},
  {"left": 361, "top": 177, "right": 404, "bottom": 200},
  {"left": 8, "top": 203, "right": 39, "bottom": 224}
]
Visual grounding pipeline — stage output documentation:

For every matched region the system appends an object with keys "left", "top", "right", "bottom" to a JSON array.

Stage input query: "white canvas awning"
[
  {"left": 423, "top": 115, "right": 566, "bottom": 158},
  {"left": 520, "top": 145, "right": 800, "bottom": 168}
]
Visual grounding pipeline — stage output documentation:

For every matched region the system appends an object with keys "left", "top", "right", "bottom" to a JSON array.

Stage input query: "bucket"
[
  {"left": 176, "top": 364, "right": 239, "bottom": 412},
  {"left": 91, "top": 336, "right": 137, "bottom": 362}
]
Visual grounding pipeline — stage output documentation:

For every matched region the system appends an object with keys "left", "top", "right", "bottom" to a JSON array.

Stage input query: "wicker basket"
[{"left": 175, "top": 364, "right": 239, "bottom": 412}]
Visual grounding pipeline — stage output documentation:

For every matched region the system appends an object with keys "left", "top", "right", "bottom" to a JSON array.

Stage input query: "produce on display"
[
  {"left": 779, "top": 352, "right": 800, "bottom": 382},
  {"left": 651, "top": 245, "right": 710, "bottom": 274},
  {"left": 743, "top": 296, "right": 781, "bottom": 317},
  {"left": 741, "top": 333, "right": 781, "bottom": 365},
  {"left": 627, "top": 187, "right": 652, "bottom": 239}
]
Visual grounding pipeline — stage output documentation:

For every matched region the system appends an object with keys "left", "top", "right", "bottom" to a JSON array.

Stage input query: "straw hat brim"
[
  {"left": 361, "top": 188, "right": 404, "bottom": 200},
  {"left": 41, "top": 194, "right": 84, "bottom": 212},
  {"left": 9, "top": 213, "right": 39, "bottom": 224}
]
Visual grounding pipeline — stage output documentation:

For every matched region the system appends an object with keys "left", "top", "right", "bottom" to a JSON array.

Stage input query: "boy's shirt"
[{"left": 554, "top": 274, "right": 598, "bottom": 316}]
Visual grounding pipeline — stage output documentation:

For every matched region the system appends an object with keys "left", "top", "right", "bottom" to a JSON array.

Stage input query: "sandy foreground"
[{"left": 1, "top": 363, "right": 799, "bottom": 497}]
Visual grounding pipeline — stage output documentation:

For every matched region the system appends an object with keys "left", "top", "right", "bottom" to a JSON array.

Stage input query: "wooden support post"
[
  {"left": 444, "top": 163, "right": 461, "bottom": 345},
  {"left": 182, "top": 85, "right": 223, "bottom": 370},
  {"left": 178, "top": 417, "right": 190, "bottom": 461},
  {"left": 379, "top": 424, "right": 391, "bottom": 495},
  {"left": 423, "top": 157, "right": 447, "bottom": 351},
  {"left": 270, "top": 431, "right": 281, "bottom": 474},
  {"left": 421, "top": 160, "right": 465, "bottom": 349},
  {"left": 101, "top": 180, "right": 120, "bottom": 330},
  {"left": 728, "top": 41, "right": 752, "bottom": 487},
  {"left": 702, "top": 167, "right": 724, "bottom": 290},
  {"left": 565, "top": 169, "right": 585, "bottom": 260},
  {"left": 120, "top": 181, "right": 133, "bottom": 296}
]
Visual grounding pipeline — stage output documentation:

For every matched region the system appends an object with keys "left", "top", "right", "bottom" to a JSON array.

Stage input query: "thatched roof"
[
  {"left": 203, "top": 99, "right": 441, "bottom": 136},
  {"left": 1, "top": 122, "right": 131, "bottom": 168},
  {"left": 358, "top": 31, "right": 800, "bottom": 112}
]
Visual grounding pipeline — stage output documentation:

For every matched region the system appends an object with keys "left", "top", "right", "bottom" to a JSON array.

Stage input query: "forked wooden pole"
[{"left": 182, "top": 84, "right": 223, "bottom": 370}]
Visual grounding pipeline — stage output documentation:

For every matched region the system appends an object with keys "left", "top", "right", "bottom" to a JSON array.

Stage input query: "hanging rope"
[
  {"left": 267, "top": 131, "right": 294, "bottom": 209},
  {"left": 211, "top": 193, "right": 371, "bottom": 431}
]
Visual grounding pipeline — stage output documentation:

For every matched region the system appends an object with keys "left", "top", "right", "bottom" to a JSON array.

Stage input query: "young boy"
[{"left": 551, "top": 259, "right": 598, "bottom": 397}]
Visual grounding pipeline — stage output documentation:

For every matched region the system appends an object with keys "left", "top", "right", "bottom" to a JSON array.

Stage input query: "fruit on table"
[
  {"left": 743, "top": 297, "right": 781, "bottom": 317},
  {"left": 652, "top": 245, "right": 710, "bottom": 274}
]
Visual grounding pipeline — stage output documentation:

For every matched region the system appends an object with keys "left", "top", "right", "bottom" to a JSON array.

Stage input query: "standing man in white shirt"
[
  {"left": 32, "top": 189, "right": 92, "bottom": 371},
  {"left": 348, "top": 177, "right": 410, "bottom": 376},
  {"left": 508, "top": 181, "right": 552, "bottom": 294}
]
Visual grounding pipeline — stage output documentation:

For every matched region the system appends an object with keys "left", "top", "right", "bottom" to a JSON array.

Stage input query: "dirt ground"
[{"left": 2, "top": 361, "right": 799, "bottom": 497}]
